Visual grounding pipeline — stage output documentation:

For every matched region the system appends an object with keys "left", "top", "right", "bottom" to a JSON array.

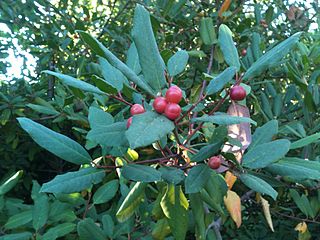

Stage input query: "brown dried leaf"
[
  {"left": 224, "top": 190, "right": 242, "bottom": 228},
  {"left": 224, "top": 171, "right": 237, "bottom": 190},
  {"left": 222, "top": 103, "right": 252, "bottom": 163},
  {"left": 257, "top": 194, "right": 274, "bottom": 232}
]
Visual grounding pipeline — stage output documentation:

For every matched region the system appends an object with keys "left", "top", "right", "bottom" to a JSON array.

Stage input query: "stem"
[
  {"left": 184, "top": 92, "right": 229, "bottom": 144},
  {"left": 82, "top": 192, "right": 92, "bottom": 219},
  {"left": 109, "top": 94, "right": 133, "bottom": 106}
]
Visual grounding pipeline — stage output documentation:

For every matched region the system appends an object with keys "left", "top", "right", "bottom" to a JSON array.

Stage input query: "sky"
[{"left": 0, "top": 0, "right": 318, "bottom": 82}]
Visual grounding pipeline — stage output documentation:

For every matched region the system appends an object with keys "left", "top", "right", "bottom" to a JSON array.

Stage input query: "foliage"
[{"left": 1, "top": 0, "right": 320, "bottom": 240}]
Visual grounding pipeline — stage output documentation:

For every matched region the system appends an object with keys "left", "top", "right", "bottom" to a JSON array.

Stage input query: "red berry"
[
  {"left": 153, "top": 97, "right": 167, "bottom": 114},
  {"left": 164, "top": 103, "right": 181, "bottom": 120},
  {"left": 208, "top": 156, "right": 221, "bottom": 169},
  {"left": 126, "top": 117, "right": 133, "bottom": 128},
  {"left": 241, "top": 49, "right": 247, "bottom": 56},
  {"left": 230, "top": 85, "right": 246, "bottom": 101},
  {"left": 165, "top": 86, "right": 183, "bottom": 103},
  {"left": 130, "top": 104, "right": 145, "bottom": 116}
]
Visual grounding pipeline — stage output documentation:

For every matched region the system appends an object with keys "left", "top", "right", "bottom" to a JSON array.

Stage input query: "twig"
[
  {"left": 109, "top": 94, "right": 133, "bottom": 106},
  {"left": 271, "top": 210, "right": 320, "bottom": 225},
  {"left": 83, "top": 192, "right": 92, "bottom": 219}
]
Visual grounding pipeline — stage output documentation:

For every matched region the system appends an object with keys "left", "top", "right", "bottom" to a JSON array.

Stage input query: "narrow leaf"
[
  {"left": 243, "top": 32, "right": 301, "bottom": 80},
  {"left": 116, "top": 182, "right": 147, "bottom": 222},
  {"left": 0, "top": 171, "right": 23, "bottom": 195},
  {"left": 93, "top": 180, "right": 119, "bottom": 204},
  {"left": 18, "top": 118, "right": 91, "bottom": 165},
  {"left": 242, "top": 139, "right": 291, "bottom": 169},
  {"left": 40, "top": 168, "right": 105, "bottom": 194},
  {"left": 267, "top": 157, "right": 320, "bottom": 180},
  {"left": 250, "top": 120, "right": 278, "bottom": 149},
  {"left": 87, "top": 122, "right": 128, "bottom": 147},
  {"left": 185, "top": 164, "right": 211, "bottom": 194},
  {"left": 77, "top": 30, "right": 155, "bottom": 95},
  {"left": 193, "top": 114, "right": 257, "bottom": 126},
  {"left": 160, "top": 184, "right": 189, "bottom": 240},
  {"left": 200, "top": 17, "right": 217, "bottom": 45},
  {"left": 290, "top": 133, "right": 320, "bottom": 149},
  {"left": 77, "top": 218, "right": 106, "bottom": 240},
  {"left": 122, "top": 164, "right": 161, "bottom": 183},
  {"left": 43, "top": 70, "right": 104, "bottom": 94},
  {"left": 218, "top": 24, "right": 240, "bottom": 70},
  {"left": 206, "top": 67, "right": 237, "bottom": 95},
  {"left": 126, "top": 112, "right": 175, "bottom": 149},
  {"left": 4, "top": 211, "right": 32, "bottom": 230},
  {"left": 132, "top": 4, "right": 166, "bottom": 92},
  {"left": 240, "top": 174, "right": 277, "bottom": 200},
  {"left": 167, "top": 50, "right": 189, "bottom": 77},
  {"left": 42, "top": 223, "right": 76, "bottom": 240}
]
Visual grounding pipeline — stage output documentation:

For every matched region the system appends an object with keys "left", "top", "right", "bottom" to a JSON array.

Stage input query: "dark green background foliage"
[{"left": 1, "top": 0, "right": 320, "bottom": 239}]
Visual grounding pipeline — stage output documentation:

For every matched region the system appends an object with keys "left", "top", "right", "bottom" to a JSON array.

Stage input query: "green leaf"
[
  {"left": 116, "top": 182, "right": 147, "bottom": 222},
  {"left": 0, "top": 232, "right": 33, "bottom": 240},
  {"left": 218, "top": 24, "right": 240, "bottom": 71},
  {"left": 27, "top": 104, "right": 59, "bottom": 115},
  {"left": 159, "top": 167, "right": 185, "bottom": 185},
  {"left": 185, "top": 164, "right": 211, "bottom": 194},
  {"left": 199, "top": 17, "right": 217, "bottom": 45},
  {"left": 167, "top": 50, "right": 189, "bottom": 77},
  {"left": 42, "top": 223, "right": 76, "bottom": 240},
  {"left": 126, "top": 112, "right": 175, "bottom": 149},
  {"left": 242, "top": 139, "right": 291, "bottom": 169},
  {"left": 191, "top": 142, "right": 223, "bottom": 162},
  {"left": 290, "top": 132, "right": 320, "bottom": 149},
  {"left": 99, "top": 57, "right": 127, "bottom": 92},
  {"left": 239, "top": 174, "right": 277, "bottom": 200},
  {"left": 40, "top": 168, "right": 105, "bottom": 194},
  {"left": 250, "top": 120, "right": 278, "bottom": 149},
  {"left": 87, "top": 122, "right": 128, "bottom": 147},
  {"left": 206, "top": 67, "right": 237, "bottom": 95},
  {"left": 88, "top": 107, "right": 113, "bottom": 128},
  {"left": 132, "top": 4, "right": 166, "bottom": 92},
  {"left": 33, "top": 195, "right": 49, "bottom": 230},
  {"left": 243, "top": 32, "right": 301, "bottom": 80},
  {"left": 0, "top": 170, "right": 23, "bottom": 195},
  {"left": 18, "top": 117, "right": 91, "bottom": 165},
  {"left": 126, "top": 42, "right": 141, "bottom": 74},
  {"left": 77, "top": 30, "right": 155, "bottom": 95},
  {"left": 77, "top": 218, "right": 106, "bottom": 240},
  {"left": 102, "top": 215, "right": 114, "bottom": 237},
  {"left": 152, "top": 218, "right": 171, "bottom": 240},
  {"left": 160, "top": 184, "right": 189, "bottom": 240},
  {"left": 193, "top": 114, "right": 257, "bottom": 126},
  {"left": 189, "top": 193, "right": 206, "bottom": 240},
  {"left": 267, "top": 157, "right": 320, "bottom": 180},
  {"left": 4, "top": 210, "right": 33, "bottom": 230},
  {"left": 289, "top": 189, "right": 314, "bottom": 218},
  {"left": 122, "top": 164, "right": 161, "bottom": 182},
  {"left": 93, "top": 179, "right": 119, "bottom": 204},
  {"left": 43, "top": 70, "right": 104, "bottom": 94}
]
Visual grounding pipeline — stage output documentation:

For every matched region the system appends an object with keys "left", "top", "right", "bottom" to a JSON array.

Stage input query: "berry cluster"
[
  {"left": 126, "top": 86, "right": 183, "bottom": 128},
  {"left": 153, "top": 86, "right": 182, "bottom": 120}
]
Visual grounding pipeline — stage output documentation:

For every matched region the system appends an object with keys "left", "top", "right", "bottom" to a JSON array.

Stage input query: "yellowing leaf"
[
  {"left": 257, "top": 194, "right": 274, "bottom": 232},
  {"left": 225, "top": 171, "right": 237, "bottom": 190},
  {"left": 224, "top": 190, "right": 242, "bottom": 228},
  {"left": 218, "top": 0, "right": 232, "bottom": 18},
  {"left": 295, "top": 222, "right": 307, "bottom": 233}
]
